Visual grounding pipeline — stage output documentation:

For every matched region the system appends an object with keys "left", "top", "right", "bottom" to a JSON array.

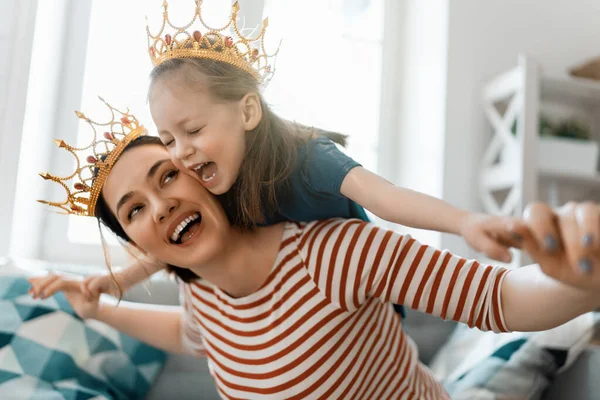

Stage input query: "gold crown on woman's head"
[
  {"left": 146, "top": 0, "right": 278, "bottom": 85},
  {"left": 38, "top": 97, "right": 147, "bottom": 217}
]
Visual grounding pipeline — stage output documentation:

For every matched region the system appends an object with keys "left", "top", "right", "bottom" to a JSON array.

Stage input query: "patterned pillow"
[
  {"left": 431, "top": 313, "right": 596, "bottom": 400},
  {"left": 0, "top": 275, "right": 166, "bottom": 399}
]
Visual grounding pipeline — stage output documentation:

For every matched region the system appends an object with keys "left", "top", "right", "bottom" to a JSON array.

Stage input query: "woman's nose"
[{"left": 154, "top": 200, "right": 177, "bottom": 223}]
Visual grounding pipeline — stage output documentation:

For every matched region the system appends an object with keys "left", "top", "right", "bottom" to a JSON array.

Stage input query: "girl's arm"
[
  {"left": 340, "top": 166, "right": 518, "bottom": 262},
  {"left": 341, "top": 167, "right": 469, "bottom": 234},
  {"left": 83, "top": 258, "right": 167, "bottom": 298}
]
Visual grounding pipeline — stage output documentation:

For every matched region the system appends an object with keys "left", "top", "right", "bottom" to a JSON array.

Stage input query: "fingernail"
[
  {"left": 545, "top": 235, "right": 557, "bottom": 251},
  {"left": 510, "top": 232, "right": 523, "bottom": 242},
  {"left": 582, "top": 234, "right": 594, "bottom": 248},
  {"left": 579, "top": 258, "right": 593, "bottom": 274}
]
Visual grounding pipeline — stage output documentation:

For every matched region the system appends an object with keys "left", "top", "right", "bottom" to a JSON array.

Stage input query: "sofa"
[
  {"left": 3, "top": 258, "right": 598, "bottom": 399},
  {"left": 125, "top": 276, "right": 600, "bottom": 400}
]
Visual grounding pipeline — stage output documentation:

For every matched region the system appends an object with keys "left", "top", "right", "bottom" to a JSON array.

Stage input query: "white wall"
[{"left": 441, "top": 0, "right": 600, "bottom": 257}]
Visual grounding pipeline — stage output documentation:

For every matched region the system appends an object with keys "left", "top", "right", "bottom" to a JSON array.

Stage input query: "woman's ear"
[{"left": 240, "top": 93, "right": 262, "bottom": 131}]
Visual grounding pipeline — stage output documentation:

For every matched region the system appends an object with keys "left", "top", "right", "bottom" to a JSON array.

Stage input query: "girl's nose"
[{"left": 175, "top": 141, "right": 195, "bottom": 161}]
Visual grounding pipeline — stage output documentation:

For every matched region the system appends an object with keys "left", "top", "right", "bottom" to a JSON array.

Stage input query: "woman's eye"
[
  {"left": 128, "top": 205, "right": 143, "bottom": 220},
  {"left": 162, "top": 169, "right": 179, "bottom": 185},
  {"left": 164, "top": 139, "right": 174, "bottom": 147},
  {"left": 187, "top": 128, "right": 202, "bottom": 136}
]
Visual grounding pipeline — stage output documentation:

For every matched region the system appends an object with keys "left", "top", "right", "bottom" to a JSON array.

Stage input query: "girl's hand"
[
  {"left": 459, "top": 213, "right": 523, "bottom": 263},
  {"left": 82, "top": 274, "right": 121, "bottom": 298},
  {"left": 514, "top": 201, "right": 600, "bottom": 291},
  {"left": 29, "top": 274, "right": 101, "bottom": 320}
]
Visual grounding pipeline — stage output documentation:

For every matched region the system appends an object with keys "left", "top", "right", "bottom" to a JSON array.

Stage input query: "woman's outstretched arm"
[
  {"left": 297, "top": 202, "right": 600, "bottom": 333},
  {"left": 29, "top": 275, "right": 189, "bottom": 354}
]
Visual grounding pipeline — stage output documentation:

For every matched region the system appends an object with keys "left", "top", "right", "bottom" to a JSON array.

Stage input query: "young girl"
[
  {"left": 84, "top": 1, "right": 522, "bottom": 303},
  {"left": 32, "top": 124, "right": 600, "bottom": 399}
]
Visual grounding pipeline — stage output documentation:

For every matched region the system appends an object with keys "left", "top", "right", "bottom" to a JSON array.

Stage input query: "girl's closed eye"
[{"left": 187, "top": 126, "right": 204, "bottom": 136}]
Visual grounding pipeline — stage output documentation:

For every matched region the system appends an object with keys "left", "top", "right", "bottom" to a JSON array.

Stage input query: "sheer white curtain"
[{"left": 20, "top": 0, "right": 385, "bottom": 266}]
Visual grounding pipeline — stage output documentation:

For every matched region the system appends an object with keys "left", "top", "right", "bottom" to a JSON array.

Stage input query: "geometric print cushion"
[
  {"left": 0, "top": 276, "right": 166, "bottom": 400},
  {"left": 440, "top": 313, "right": 596, "bottom": 400}
]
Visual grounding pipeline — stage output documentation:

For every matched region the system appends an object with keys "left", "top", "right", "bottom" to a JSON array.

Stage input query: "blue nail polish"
[
  {"left": 579, "top": 258, "right": 593, "bottom": 274},
  {"left": 545, "top": 235, "right": 557, "bottom": 251},
  {"left": 582, "top": 234, "right": 594, "bottom": 248}
]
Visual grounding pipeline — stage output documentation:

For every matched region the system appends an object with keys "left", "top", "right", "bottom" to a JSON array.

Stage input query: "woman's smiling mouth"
[{"left": 168, "top": 212, "right": 202, "bottom": 244}]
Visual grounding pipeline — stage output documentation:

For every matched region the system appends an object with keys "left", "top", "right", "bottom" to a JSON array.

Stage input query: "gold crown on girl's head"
[
  {"left": 38, "top": 97, "right": 147, "bottom": 217},
  {"left": 146, "top": 0, "right": 278, "bottom": 85}
]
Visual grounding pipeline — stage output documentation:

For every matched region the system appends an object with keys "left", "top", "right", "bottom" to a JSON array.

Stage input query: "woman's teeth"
[{"left": 171, "top": 213, "right": 200, "bottom": 242}]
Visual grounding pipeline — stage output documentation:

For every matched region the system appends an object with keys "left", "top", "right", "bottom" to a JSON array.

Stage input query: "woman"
[{"left": 32, "top": 134, "right": 600, "bottom": 399}]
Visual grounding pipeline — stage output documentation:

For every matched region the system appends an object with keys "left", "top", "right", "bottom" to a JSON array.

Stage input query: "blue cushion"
[{"left": 0, "top": 276, "right": 166, "bottom": 399}]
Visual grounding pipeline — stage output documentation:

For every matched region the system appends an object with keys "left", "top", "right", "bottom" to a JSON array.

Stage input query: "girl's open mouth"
[{"left": 192, "top": 162, "right": 217, "bottom": 183}]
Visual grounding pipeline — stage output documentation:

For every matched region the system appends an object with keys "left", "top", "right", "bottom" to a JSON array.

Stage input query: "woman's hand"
[
  {"left": 29, "top": 274, "right": 101, "bottom": 320},
  {"left": 514, "top": 201, "right": 600, "bottom": 291}
]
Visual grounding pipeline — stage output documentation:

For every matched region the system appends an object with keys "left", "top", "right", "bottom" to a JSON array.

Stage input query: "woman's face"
[{"left": 102, "top": 144, "right": 229, "bottom": 269}]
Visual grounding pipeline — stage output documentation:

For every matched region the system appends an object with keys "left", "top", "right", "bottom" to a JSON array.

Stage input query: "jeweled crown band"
[
  {"left": 38, "top": 98, "right": 148, "bottom": 217},
  {"left": 146, "top": 0, "right": 278, "bottom": 85}
]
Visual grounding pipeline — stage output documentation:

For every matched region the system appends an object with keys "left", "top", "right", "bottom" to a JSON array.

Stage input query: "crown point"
[
  {"left": 104, "top": 131, "right": 115, "bottom": 140},
  {"left": 263, "top": 17, "right": 269, "bottom": 28},
  {"left": 224, "top": 36, "right": 233, "bottom": 47},
  {"left": 86, "top": 155, "right": 98, "bottom": 164},
  {"left": 232, "top": 1, "right": 240, "bottom": 13},
  {"left": 193, "top": 30, "right": 202, "bottom": 42},
  {"left": 75, "top": 111, "right": 86, "bottom": 120},
  {"left": 120, "top": 116, "right": 131, "bottom": 125},
  {"left": 37, "top": 200, "right": 46, "bottom": 204},
  {"left": 39, "top": 172, "right": 52, "bottom": 180},
  {"left": 53, "top": 139, "right": 67, "bottom": 148},
  {"left": 164, "top": 34, "right": 172, "bottom": 46}
]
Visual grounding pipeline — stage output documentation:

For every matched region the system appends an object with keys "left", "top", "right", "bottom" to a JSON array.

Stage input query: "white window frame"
[
  {"left": 33, "top": 0, "right": 268, "bottom": 268},
  {"left": 23, "top": 0, "right": 402, "bottom": 268}
]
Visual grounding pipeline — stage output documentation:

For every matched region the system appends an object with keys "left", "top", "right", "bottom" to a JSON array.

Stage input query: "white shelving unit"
[{"left": 480, "top": 54, "right": 600, "bottom": 267}]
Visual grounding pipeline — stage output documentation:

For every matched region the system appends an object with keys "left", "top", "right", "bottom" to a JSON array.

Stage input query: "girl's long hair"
[{"left": 149, "top": 58, "right": 346, "bottom": 228}]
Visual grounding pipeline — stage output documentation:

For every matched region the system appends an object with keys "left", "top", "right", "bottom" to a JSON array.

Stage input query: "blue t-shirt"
[
  {"left": 265, "top": 136, "right": 369, "bottom": 225},
  {"left": 220, "top": 135, "right": 406, "bottom": 317}
]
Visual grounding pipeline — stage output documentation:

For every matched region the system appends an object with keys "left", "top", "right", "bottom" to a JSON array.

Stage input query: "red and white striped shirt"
[{"left": 179, "top": 219, "right": 510, "bottom": 399}]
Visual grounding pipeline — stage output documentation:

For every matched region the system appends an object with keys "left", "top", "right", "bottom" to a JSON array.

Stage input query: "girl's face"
[
  {"left": 102, "top": 144, "right": 230, "bottom": 269},
  {"left": 149, "top": 77, "right": 259, "bottom": 195}
]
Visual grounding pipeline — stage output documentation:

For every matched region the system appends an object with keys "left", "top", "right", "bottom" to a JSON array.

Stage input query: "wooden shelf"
[
  {"left": 541, "top": 75, "right": 600, "bottom": 106},
  {"left": 540, "top": 169, "right": 600, "bottom": 189}
]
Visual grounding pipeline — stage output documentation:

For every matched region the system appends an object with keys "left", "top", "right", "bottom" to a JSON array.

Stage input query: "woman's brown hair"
[
  {"left": 94, "top": 136, "right": 199, "bottom": 298},
  {"left": 148, "top": 58, "right": 346, "bottom": 229}
]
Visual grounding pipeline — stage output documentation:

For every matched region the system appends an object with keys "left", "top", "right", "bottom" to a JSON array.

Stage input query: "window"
[
  {"left": 263, "top": 0, "right": 384, "bottom": 172},
  {"left": 35, "top": 0, "right": 385, "bottom": 265}
]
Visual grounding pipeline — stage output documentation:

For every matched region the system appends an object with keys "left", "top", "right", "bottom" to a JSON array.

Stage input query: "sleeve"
[
  {"left": 303, "top": 136, "right": 361, "bottom": 195},
  {"left": 178, "top": 280, "right": 208, "bottom": 356},
  {"left": 299, "top": 219, "right": 510, "bottom": 333}
]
